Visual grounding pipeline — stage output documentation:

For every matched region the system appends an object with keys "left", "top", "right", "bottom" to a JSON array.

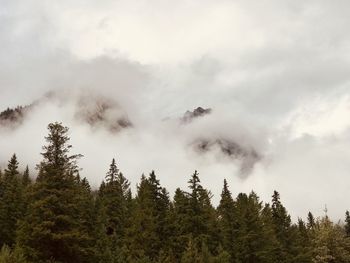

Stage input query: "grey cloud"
[{"left": 1, "top": 0, "right": 350, "bottom": 220}]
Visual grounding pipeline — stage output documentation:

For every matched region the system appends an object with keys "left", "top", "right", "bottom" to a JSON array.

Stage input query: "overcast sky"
[{"left": 1, "top": 0, "right": 350, "bottom": 220}]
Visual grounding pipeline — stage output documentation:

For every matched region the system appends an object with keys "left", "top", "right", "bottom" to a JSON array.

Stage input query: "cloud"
[{"left": 1, "top": 0, "right": 350, "bottom": 220}]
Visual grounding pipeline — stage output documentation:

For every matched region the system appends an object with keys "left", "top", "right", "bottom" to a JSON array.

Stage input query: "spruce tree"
[
  {"left": 345, "top": 211, "right": 350, "bottom": 238},
  {"left": 171, "top": 188, "right": 191, "bottom": 259},
  {"left": 271, "top": 190, "right": 299, "bottom": 263},
  {"left": 127, "top": 171, "right": 171, "bottom": 261},
  {"left": 312, "top": 216, "right": 350, "bottom": 262},
  {"left": 217, "top": 179, "right": 235, "bottom": 260},
  {"left": 16, "top": 122, "right": 94, "bottom": 263},
  {"left": 98, "top": 158, "right": 131, "bottom": 258},
  {"left": 233, "top": 192, "right": 278, "bottom": 263},
  {"left": 22, "top": 166, "right": 31, "bottom": 187},
  {"left": 0, "top": 154, "right": 23, "bottom": 247},
  {"left": 307, "top": 212, "right": 316, "bottom": 230}
]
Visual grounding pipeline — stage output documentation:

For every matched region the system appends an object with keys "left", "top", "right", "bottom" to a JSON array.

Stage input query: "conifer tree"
[
  {"left": 345, "top": 211, "right": 350, "bottom": 238},
  {"left": 16, "top": 122, "right": 94, "bottom": 263},
  {"left": 187, "top": 171, "right": 218, "bottom": 248},
  {"left": 172, "top": 171, "right": 218, "bottom": 259},
  {"left": 98, "top": 158, "right": 131, "bottom": 258},
  {"left": 271, "top": 190, "right": 299, "bottom": 263},
  {"left": 307, "top": 212, "right": 316, "bottom": 230},
  {"left": 127, "top": 172, "right": 170, "bottom": 261},
  {"left": 0, "top": 154, "right": 23, "bottom": 247},
  {"left": 233, "top": 192, "right": 278, "bottom": 263},
  {"left": 312, "top": 216, "right": 350, "bottom": 262},
  {"left": 181, "top": 237, "right": 201, "bottom": 263},
  {"left": 171, "top": 188, "right": 191, "bottom": 259},
  {"left": 217, "top": 179, "right": 235, "bottom": 260},
  {"left": 21, "top": 166, "right": 31, "bottom": 187}
]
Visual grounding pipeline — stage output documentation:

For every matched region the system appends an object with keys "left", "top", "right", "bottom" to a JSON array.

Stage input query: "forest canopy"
[{"left": 0, "top": 122, "right": 349, "bottom": 263}]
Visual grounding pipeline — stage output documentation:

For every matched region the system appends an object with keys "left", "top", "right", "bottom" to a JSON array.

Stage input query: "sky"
[{"left": 1, "top": 0, "right": 350, "bottom": 220}]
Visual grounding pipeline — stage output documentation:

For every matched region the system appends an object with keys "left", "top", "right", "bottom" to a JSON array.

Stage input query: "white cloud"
[{"left": 1, "top": 0, "right": 350, "bottom": 220}]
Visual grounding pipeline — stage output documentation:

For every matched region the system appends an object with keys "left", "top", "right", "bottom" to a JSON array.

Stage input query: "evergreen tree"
[
  {"left": 233, "top": 192, "right": 278, "bottom": 263},
  {"left": 345, "top": 211, "right": 350, "bottom": 238},
  {"left": 307, "top": 212, "right": 316, "bottom": 230},
  {"left": 217, "top": 179, "right": 235, "bottom": 261},
  {"left": 312, "top": 216, "right": 350, "bottom": 263},
  {"left": 127, "top": 172, "right": 170, "bottom": 261},
  {"left": 16, "top": 122, "right": 94, "bottom": 263},
  {"left": 171, "top": 188, "right": 191, "bottom": 259},
  {"left": 181, "top": 237, "right": 201, "bottom": 263},
  {"left": 172, "top": 171, "right": 219, "bottom": 259},
  {"left": 0, "top": 245, "right": 27, "bottom": 263},
  {"left": 271, "top": 190, "right": 299, "bottom": 263},
  {"left": 0, "top": 154, "right": 23, "bottom": 247},
  {"left": 294, "top": 218, "right": 312, "bottom": 263},
  {"left": 21, "top": 166, "right": 31, "bottom": 187},
  {"left": 98, "top": 158, "right": 131, "bottom": 259}
]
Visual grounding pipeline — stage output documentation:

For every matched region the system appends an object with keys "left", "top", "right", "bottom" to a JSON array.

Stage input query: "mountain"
[
  {"left": 0, "top": 105, "right": 32, "bottom": 128},
  {"left": 181, "top": 106, "right": 212, "bottom": 123},
  {"left": 0, "top": 92, "right": 132, "bottom": 133}
]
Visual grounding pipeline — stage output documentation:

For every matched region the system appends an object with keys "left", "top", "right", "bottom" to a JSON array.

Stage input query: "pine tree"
[
  {"left": 127, "top": 172, "right": 170, "bottom": 261},
  {"left": 98, "top": 158, "right": 131, "bottom": 258},
  {"left": 294, "top": 218, "right": 312, "bottom": 263},
  {"left": 180, "top": 237, "right": 201, "bottom": 263},
  {"left": 172, "top": 171, "right": 218, "bottom": 260},
  {"left": 16, "top": 122, "right": 94, "bottom": 263},
  {"left": 312, "top": 216, "right": 350, "bottom": 263},
  {"left": 0, "top": 154, "right": 23, "bottom": 247},
  {"left": 22, "top": 166, "right": 31, "bottom": 187},
  {"left": 105, "top": 158, "right": 119, "bottom": 183},
  {"left": 217, "top": 179, "right": 235, "bottom": 260},
  {"left": 187, "top": 171, "right": 218, "bottom": 248},
  {"left": 271, "top": 190, "right": 299, "bottom": 263},
  {"left": 0, "top": 245, "right": 27, "bottom": 263},
  {"left": 345, "top": 211, "right": 350, "bottom": 238},
  {"left": 233, "top": 192, "right": 278, "bottom": 263},
  {"left": 171, "top": 188, "right": 191, "bottom": 259},
  {"left": 307, "top": 212, "right": 316, "bottom": 230}
]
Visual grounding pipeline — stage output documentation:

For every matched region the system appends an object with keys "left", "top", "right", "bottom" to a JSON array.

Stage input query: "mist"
[{"left": 1, "top": 0, "right": 350, "bottom": 221}]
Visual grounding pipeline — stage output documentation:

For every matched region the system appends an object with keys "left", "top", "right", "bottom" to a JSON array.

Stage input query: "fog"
[{"left": 1, "top": 0, "right": 350, "bottom": 220}]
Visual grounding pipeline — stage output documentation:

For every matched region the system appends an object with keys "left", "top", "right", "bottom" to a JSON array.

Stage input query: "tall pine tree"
[
  {"left": 0, "top": 154, "right": 23, "bottom": 247},
  {"left": 16, "top": 122, "right": 95, "bottom": 263}
]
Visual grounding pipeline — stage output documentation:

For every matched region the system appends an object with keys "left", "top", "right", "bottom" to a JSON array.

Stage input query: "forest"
[{"left": 0, "top": 122, "right": 350, "bottom": 263}]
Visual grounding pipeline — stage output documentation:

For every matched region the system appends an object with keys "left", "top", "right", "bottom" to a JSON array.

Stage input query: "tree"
[
  {"left": 271, "top": 190, "right": 299, "bottom": 263},
  {"left": 307, "top": 212, "right": 316, "bottom": 230},
  {"left": 181, "top": 237, "right": 201, "bottom": 263},
  {"left": 22, "top": 166, "right": 31, "bottom": 187},
  {"left": 0, "top": 154, "right": 23, "bottom": 247},
  {"left": 172, "top": 171, "right": 219, "bottom": 258},
  {"left": 233, "top": 192, "right": 278, "bottom": 263},
  {"left": 127, "top": 172, "right": 170, "bottom": 261},
  {"left": 217, "top": 179, "right": 235, "bottom": 260},
  {"left": 312, "top": 216, "right": 350, "bottom": 263},
  {"left": 0, "top": 245, "right": 27, "bottom": 263},
  {"left": 345, "top": 211, "right": 350, "bottom": 238},
  {"left": 98, "top": 158, "right": 131, "bottom": 258},
  {"left": 16, "top": 122, "right": 94, "bottom": 263}
]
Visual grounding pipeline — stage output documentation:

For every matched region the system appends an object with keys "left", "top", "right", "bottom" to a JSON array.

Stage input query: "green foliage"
[
  {"left": 217, "top": 179, "right": 235, "bottom": 260},
  {"left": 0, "top": 154, "right": 24, "bottom": 247},
  {"left": 0, "top": 122, "right": 349, "bottom": 262},
  {"left": 311, "top": 216, "right": 350, "bottom": 263},
  {"left": 345, "top": 211, "right": 350, "bottom": 238},
  {"left": 0, "top": 245, "right": 27, "bottom": 263},
  {"left": 126, "top": 171, "right": 171, "bottom": 261},
  {"left": 16, "top": 122, "right": 94, "bottom": 263}
]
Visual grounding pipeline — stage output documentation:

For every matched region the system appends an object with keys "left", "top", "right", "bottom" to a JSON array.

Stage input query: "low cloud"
[{"left": 1, "top": 0, "right": 350, "bottom": 221}]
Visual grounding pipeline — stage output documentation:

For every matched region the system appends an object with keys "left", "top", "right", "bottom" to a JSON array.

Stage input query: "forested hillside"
[{"left": 0, "top": 122, "right": 350, "bottom": 263}]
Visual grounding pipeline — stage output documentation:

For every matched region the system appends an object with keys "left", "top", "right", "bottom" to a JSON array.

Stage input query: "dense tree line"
[{"left": 0, "top": 122, "right": 350, "bottom": 262}]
